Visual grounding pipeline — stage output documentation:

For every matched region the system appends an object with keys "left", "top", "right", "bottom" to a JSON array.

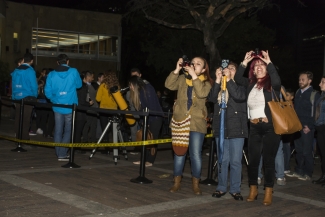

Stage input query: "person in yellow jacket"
[{"left": 96, "top": 70, "right": 119, "bottom": 142}]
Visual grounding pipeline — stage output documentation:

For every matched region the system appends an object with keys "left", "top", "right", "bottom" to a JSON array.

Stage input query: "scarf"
[{"left": 185, "top": 74, "right": 206, "bottom": 86}]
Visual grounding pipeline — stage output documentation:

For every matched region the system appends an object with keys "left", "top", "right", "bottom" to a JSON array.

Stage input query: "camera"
[
  {"left": 221, "top": 59, "right": 229, "bottom": 70},
  {"left": 180, "top": 55, "right": 193, "bottom": 80},
  {"left": 181, "top": 55, "right": 191, "bottom": 67},
  {"left": 251, "top": 48, "right": 262, "bottom": 58}
]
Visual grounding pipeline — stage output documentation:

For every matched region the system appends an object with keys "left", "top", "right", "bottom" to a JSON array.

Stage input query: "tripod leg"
[
  {"left": 89, "top": 120, "right": 112, "bottom": 159},
  {"left": 117, "top": 130, "right": 128, "bottom": 160}
]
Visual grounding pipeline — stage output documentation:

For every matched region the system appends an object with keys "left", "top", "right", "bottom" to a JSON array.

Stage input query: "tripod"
[{"left": 89, "top": 116, "right": 128, "bottom": 164}]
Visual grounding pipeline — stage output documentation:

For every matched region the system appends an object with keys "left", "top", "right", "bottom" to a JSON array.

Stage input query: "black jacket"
[
  {"left": 208, "top": 79, "right": 248, "bottom": 138},
  {"left": 76, "top": 82, "right": 91, "bottom": 121},
  {"left": 295, "top": 87, "right": 320, "bottom": 130}
]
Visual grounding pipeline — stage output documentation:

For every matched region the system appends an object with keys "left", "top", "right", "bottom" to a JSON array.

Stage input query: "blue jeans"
[
  {"left": 54, "top": 112, "right": 72, "bottom": 158},
  {"left": 294, "top": 129, "right": 315, "bottom": 177},
  {"left": 215, "top": 137, "right": 244, "bottom": 194},
  {"left": 173, "top": 131, "right": 205, "bottom": 178},
  {"left": 283, "top": 141, "right": 291, "bottom": 171},
  {"left": 258, "top": 140, "right": 284, "bottom": 179}
]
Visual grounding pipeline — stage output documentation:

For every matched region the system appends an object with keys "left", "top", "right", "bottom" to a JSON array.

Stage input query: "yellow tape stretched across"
[{"left": 0, "top": 134, "right": 213, "bottom": 148}]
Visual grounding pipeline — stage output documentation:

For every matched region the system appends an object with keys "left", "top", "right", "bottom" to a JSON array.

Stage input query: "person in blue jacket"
[
  {"left": 11, "top": 53, "right": 38, "bottom": 140},
  {"left": 44, "top": 54, "right": 82, "bottom": 161}
]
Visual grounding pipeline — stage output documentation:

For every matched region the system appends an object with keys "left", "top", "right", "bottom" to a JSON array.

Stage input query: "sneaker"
[
  {"left": 145, "top": 162, "right": 153, "bottom": 167},
  {"left": 277, "top": 178, "right": 286, "bottom": 185},
  {"left": 298, "top": 175, "right": 311, "bottom": 181},
  {"left": 36, "top": 128, "right": 43, "bottom": 134},
  {"left": 29, "top": 131, "right": 37, "bottom": 136},
  {"left": 257, "top": 177, "right": 262, "bottom": 185},
  {"left": 58, "top": 157, "right": 69, "bottom": 162},
  {"left": 130, "top": 152, "right": 139, "bottom": 155},
  {"left": 285, "top": 172, "right": 303, "bottom": 178},
  {"left": 284, "top": 170, "right": 291, "bottom": 174},
  {"left": 133, "top": 161, "right": 140, "bottom": 165}
]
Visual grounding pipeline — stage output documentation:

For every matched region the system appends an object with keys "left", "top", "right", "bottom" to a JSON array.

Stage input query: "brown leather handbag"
[{"left": 268, "top": 87, "right": 302, "bottom": 135}]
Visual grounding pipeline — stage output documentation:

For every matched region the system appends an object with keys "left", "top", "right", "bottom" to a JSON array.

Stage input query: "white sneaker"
[
  {"left": 298, "top": 175, "right": 311, "bottom": 181},
  {"left": 36, "top": 128, "right": 43, "bottom": 134},
  {"left": 284, "top": 170, "right": 291, "bottom": 174},
  {"left": 277, "top": 177, "right": 286, "bottom": 185},
  {"left": 257, "top": 177, "right": 262, "bottom": 185}
]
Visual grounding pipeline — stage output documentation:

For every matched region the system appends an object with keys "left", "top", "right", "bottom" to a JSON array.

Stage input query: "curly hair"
[{"left": 102, "top": 70, "right": 119, "bottom": 89}]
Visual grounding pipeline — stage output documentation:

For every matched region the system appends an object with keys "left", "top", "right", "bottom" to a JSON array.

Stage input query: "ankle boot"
[
  {"left": 169, "top": 176, "right": 182, "bottom": 193},
  {"left": 246, "top": 185, "right": 258, "bottom": 202},
  {"left": 192, "top": 177, "right": 202, "bottom": 195},
  {"left": 263, "top": 187, "right": 273, "bottom": 206},
  {"left": 312, "top": 173, "right": 325, "bottom": 184}
]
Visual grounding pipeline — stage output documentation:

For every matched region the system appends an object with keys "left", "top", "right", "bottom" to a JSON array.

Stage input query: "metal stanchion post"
[
  {"left": 62, "top": 104, "right": 80, "bottom": 168},
  {"left": 11, "top": 99, "right": 27, "bottom": 152},
  {"left": 130, "top": 108, "right": 152, "bottom": 184},
  {"left": 200, "top": 139, "right": 218, "bottom": 185}
]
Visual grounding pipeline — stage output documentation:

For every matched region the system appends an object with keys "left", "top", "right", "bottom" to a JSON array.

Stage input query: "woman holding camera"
[
  {"left": 165, "top": 57, "right": 213, "bottom": 195},
  {"left": 208, "top": 61, "right": 248, "bottom": 201},
  {"left": 128, "top": 76, "right": 163, "bottom": 167},
  {"left": 235, "top": 50, "right": 281, "bottom": 205}
]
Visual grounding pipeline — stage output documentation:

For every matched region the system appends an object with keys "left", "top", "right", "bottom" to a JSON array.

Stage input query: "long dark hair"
[
  {"left": 315, "top": 76, "right": 325, "bottom": 121},
  {"left": 128, "top": 76, "right": 146, "bottom": 111},
  {"left": 248, "top": 59, "right": 271, "bottom": 91}
]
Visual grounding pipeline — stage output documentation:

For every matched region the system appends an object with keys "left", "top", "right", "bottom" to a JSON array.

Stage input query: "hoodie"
[
  {"left": 44, "top": 64, "right": 82, "bottom": 114},
  {"left": 11, "top": 63, "right": 38, "bottom": 100}
]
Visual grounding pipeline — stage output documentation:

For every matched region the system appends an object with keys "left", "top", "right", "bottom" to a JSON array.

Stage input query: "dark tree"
[{"left": 126, "top": 0, "right": 271, "bottom": 70}]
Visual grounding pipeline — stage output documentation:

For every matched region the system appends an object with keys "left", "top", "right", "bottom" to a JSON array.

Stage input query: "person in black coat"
[
  {"left": 208, "top": 61, "right": 248, "bottom": 201},
  {"left": 74, "top": 71, "right": 94, "bottom": 143},
  {"left": 235, "top": 50, "right": 281, "bottom": 206}
]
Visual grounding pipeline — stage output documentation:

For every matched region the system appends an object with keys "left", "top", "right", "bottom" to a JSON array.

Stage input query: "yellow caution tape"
[{"left": 0, "top": 133, "right": 213, "bottom": 148}]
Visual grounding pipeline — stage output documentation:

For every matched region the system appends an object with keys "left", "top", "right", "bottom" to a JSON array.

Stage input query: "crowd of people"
[{"left": 9, "top": 50, "right": 325, "bottom": 206}]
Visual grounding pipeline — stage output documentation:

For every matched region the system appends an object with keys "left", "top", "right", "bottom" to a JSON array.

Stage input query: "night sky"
[{"left": 8, "top": 0, "right": 325, "bottom": 45}]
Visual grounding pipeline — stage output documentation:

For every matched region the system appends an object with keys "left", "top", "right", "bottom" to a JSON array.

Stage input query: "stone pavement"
[{"left": 0, "top": 105, "right": 324, "bottom": 217}]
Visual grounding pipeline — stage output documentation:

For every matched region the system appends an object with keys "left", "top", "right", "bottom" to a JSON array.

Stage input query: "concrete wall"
[{"left": 1, "top": 1, "right": 121, "bottom": 75}]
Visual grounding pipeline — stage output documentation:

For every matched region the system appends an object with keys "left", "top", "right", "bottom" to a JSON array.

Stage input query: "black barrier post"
[
  {"left": 200, "top": 139, "right": 218, "bottom": 185},
  {"left": 11, "top": 99, "right": 27, "bottom": 152},
  {"left": 62, "top": 104, "right": 80, "bottom": 168},
  {"left": 130, "top": 108, "right": 152, "bottom": 184}
]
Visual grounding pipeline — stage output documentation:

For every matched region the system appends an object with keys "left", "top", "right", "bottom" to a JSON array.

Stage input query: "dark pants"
[
  {"left": 36, "top": 107, "right": 54, "bottom": 136},
  {"left": 82, "top": 112, "right": 98, "bottom": 142},
  {"left": 315, "top": 125, "right": 325, "bottom": 173},
  {"left": 248, "top": 122, "right": 281, "bottom": 187},
  {"left": 15, "top": 103, "right": 33, "bottom": 140},
  {"left": 74, "top": 119, "right": 86, "bottom": 143},
  {"left": 146, "top": 117, "right": 163, "bottom": 164},
  {"left": 293, "top": 129, "right": 315, "bottom": 177}
]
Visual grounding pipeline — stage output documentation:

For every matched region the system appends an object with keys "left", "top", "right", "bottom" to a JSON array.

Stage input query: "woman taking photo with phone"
[
  {"left": 235, "top": 50, "right": 281, "bottom": 205},
  {"left": 165, "top": 56, "right": 213, "bottom": 195}
]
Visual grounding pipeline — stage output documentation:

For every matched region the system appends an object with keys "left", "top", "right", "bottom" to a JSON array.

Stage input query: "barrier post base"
[
  {"left": 61, "top": 162, "right": 81, "bottom": 168},
  {"left": 11, "top": 146, "right": 27, "bottom": 152},
  {"left": 130, "top": 176, "right": 153, "bottom": 184},
  {"left": 200, "top": 178, "right": 218, "bottom": 186}
]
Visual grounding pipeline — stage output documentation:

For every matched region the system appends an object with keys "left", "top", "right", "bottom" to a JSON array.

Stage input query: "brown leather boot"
[
  {"left": 246, "top": 185, "right": 258, "bottom": 202},
  {"left": 192, "top": 177, "right": 202, "bottom": 195},
  {"left": 263, "top": 187, "right": 273, "bottom": 206},
  {"left": 169, "top": 176, "right": 182, "bottom": 193}
]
